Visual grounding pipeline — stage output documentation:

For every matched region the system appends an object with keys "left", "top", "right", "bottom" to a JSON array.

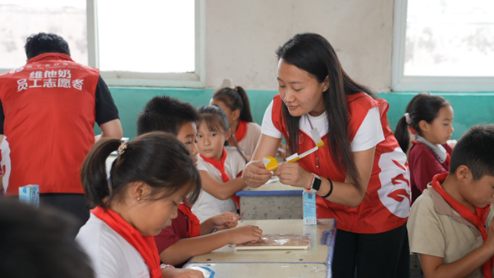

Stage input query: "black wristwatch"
[{"left": 307, "top": 174, "right": 322, "bottom": 194}]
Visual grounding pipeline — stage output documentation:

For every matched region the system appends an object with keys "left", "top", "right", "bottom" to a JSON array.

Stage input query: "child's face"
[
  {"left": 421, "top": 105, "right": 454, "bottom": 145},
  {"left": 461, "top": 174, "right": 494, "bottom": 208},
  {"left": 177, "top": 122, "right": 199, "bottom": 165},
  {"left": 277, "top": 59, "right": 329, "bottom": 117},
  {"left": 210, "top": 99, "right": 235, "bottom": 127},
  {"left": 132, "top": 185, "right": 190, "bottom": 236},
  {"left": 196, "top": 121, "right": 230, "bottom": 162}
]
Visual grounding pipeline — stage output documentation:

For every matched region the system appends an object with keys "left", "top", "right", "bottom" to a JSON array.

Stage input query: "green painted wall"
[{"left": 99, "top": 87, "right": 494, "bottom": 141}]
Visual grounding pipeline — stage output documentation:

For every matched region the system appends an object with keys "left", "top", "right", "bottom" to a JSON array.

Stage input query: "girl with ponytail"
[
  {"left": 76, "top": 132, "right": 204, "bottom": 278},
  {"left": 211, "top": 86, "right": 262, "bottom": 156},
  {"left": 394, "top": 93, "right": 454, "bottom": 204}
]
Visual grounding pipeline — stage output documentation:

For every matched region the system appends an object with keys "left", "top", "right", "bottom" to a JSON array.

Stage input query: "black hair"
[
  {"left": 81, "top": 132, "right": 201, "bottom": 209},
  {"left": 24, "top": 32, "right": 71, "bottom": 60},
  {"left": 197, "top": 105, "right": 248, "bottom": 163},
  {"left": 449, "top": 124, "right": 494, "bottom": 180},
  {"left": 276, "top": 32, "right": 376, "bottom": 192},
  {"left": 394, "top": 93, "right": 451, "bottom": 153},
  {"left": 0, "top": 199, "right": 93, "bottom": 278},
  {"left": 212, "top": 86, "right": 254, "bottom": 122},
  {"left": 137, "top": 96, "right": 200, "bottom": 136}
]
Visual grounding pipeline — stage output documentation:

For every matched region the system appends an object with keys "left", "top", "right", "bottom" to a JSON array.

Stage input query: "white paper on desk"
[
  {"left": 235, "top": 233, "right": 311, "bottom": 251},
  {"left": 264, "top": 176, "right": 279, "bottom": 184}
]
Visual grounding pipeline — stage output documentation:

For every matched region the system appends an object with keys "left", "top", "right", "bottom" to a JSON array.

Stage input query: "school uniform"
[
  {"left": 408, "top": 173, "right": 494, "bottom": 278},
  {"left": 77, "top": 207, "right": 162, "bottom": 278},
  {"left": 234, "top": 120, "right": 262, "bottom": 156},
  {"left": 154, "top": 203, "right": 200, "bottom": 267},
  {"left": 262, "top": 93, "right": 411, "bottom": 277},
  {"left": 409, "top": 135, "right": 453, "bottom": 203},
  {"left": 192, "top": 146, "right": 245, "bottom": 222}
]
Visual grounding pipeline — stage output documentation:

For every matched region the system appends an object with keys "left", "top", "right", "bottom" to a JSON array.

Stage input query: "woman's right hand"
[
  {"left": 226, "top": 225, "right": 263, "bottom": 244},
  {"left": 243, "top": 161, "right": 272, "bottom": 188}
]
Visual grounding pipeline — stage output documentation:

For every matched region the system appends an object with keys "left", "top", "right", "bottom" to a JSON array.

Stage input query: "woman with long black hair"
[{"left": 244, "top": 33, "right": 411, "bottom": 277}]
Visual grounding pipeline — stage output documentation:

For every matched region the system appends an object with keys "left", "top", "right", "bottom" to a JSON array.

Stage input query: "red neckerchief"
[
  {"left": 91, "top": 206, "right": 162, "bottom": 278},
  {"left": 200, "top": 150, "right": 241, "bottom": 208},
  {"left": 431, "top": 173, "right": 492, "bottom": 278},
  {"left": 412, "top": 140, "right": 450, "bottom": 169},
  {"left": 233, "top": 120, "right": 247, "bottom": 143},
  {"left": 200, "top": 149, "right": 230, "bottom": 182},
  {"left": 178, "top": 204, "right": 201, "bottom": 238}
]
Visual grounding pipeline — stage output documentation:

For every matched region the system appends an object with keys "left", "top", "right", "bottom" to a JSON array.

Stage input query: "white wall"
[{"left": 205, "top": 0, "right": 394, "bottom": 92}]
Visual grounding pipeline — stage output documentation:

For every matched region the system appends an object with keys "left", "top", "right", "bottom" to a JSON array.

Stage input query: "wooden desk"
[
  {"left": 188, "top": 219, "right": 336, "bottom": 278},
  {"left": 236, "top": 179, "right": 303, "bottom": 220},
  {"left": 184, "top": 263, "right": 328, "bottom": 278}
]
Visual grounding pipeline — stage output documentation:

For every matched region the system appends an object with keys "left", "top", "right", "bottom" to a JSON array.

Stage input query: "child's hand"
[
  {"left": 226, "top": 225, "right": 263, "bottom": 244},
  {"left": 274, "top": 162, "right": 312, "bottom": 189},
  {"left": 243, "top": 161, "right": 272, "bottom": 188},
  {"left": 210, "top": 212, "right": 239, "bottom": 230},
  {"left": 162, "top": 268, "right": 204, "bottom": 278}
]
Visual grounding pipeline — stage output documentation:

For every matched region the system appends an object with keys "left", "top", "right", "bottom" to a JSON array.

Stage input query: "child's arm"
[
  {"left": 160, "top": 225, "right": 263, "bottom": 266},
  {"left": 419, "top": 218, "right": 494, "bottom": 278},
  {"left": 199, "top": 170, "right": 247, "bottom": 200},
  {"left": 162, "top": 268, "right": 204, "bottom": 278},
  {"left": 200, "top": 212, "right": 239, "bottom": 235}
]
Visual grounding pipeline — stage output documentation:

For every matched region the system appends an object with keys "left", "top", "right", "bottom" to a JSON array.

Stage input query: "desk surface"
[
  {"left": 236, "top": 179, "right": 303, "bottom": 196},
  {"left": 190, "top": 219, "right": 336, "bottom": 264},
  {"left": 185, "top": 263, "right": 327, "bottom": 278}
]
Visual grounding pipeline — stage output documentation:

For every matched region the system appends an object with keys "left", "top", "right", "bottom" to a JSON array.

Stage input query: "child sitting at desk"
[
  {"left": 137, "top": 96, "right": 262, "bottom": 267},
  {"left": 193, "top": 105, "right": 249, "bottom": 222},
  {"left": 210, "top": 86, "right": 261, "bottom": 157},
  {"left": 394, "top": 93, "right": 454, "bottom": 204},
  {"left": 76, "top": 132, "right": 204, "bottom": 278},
  {"left": 408, "top": 124, "right": 494, "bottom": 278}
]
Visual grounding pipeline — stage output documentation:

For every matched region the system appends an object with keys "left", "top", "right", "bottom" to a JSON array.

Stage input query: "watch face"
[{"left": 312, "top": 176, "right": 322, "bottom": 192}]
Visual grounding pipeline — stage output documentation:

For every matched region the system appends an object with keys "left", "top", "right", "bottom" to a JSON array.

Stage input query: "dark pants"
[
  {"left": 39, "top": 193, "right": 92, "bottom": 232},
  {"left": 332, "top": 222, "right": 410, "bottom": 278}
]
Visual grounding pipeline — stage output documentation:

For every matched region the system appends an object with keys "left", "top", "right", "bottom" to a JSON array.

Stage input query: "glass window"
[
  {"left": 405, "top": 0, "right": 494, "bottom": 77},
  {"left": 97, "top": 0, "right": 195, "bottom": 73},
  {"left": 0, "top": 0, "right": 87, "bottom": 68}
]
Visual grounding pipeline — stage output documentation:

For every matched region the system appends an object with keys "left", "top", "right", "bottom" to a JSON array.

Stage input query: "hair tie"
[
  {"left": 404, "top": 113, "right": 411, "bottom": 125},
  {"left": 233, "top": 86, "right": 238, "bottom": 92},
  {"left": 117, "top": 141, "right": 127, "bottom": 155}
]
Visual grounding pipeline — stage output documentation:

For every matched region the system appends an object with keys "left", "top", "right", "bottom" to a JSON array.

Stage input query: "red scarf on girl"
[
  {"left": 233, "top": 120, "right": 247, "bottom": 143},
  {"left": 178, "top": 204, "right": 201, "bottom": 237},
  {"left": 91, "top": 206, "right": 162, "bottom": 278},
  {"left": 200, "top": 149, "right": 240, "bottom": 207},
  {"left": 200, "top": 149, "right": 230, "bottom": 182},
  {"left": 431, "top": 173, "right": 492, "bottom": 277}
]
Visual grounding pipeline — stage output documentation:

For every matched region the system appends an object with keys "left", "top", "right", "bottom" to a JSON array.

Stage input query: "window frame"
[
  {"left": 0, "top": 0, "right": 205, "bottom": 88},
  {"left": 391, "top": 0, "right": 494, "bottom": 92}
]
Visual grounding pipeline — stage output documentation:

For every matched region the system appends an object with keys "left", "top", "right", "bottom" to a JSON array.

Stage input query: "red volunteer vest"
[
  {"left": 0, "top": 53, "right": 99, "bottom": 195},
  {"left": 270, "top": 93, "right": 411, "bottom": 233}
]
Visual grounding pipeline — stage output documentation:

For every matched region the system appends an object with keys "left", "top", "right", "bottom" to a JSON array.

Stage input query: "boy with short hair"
[
  {"left": 137, "top": 96, "right": 261, "bottom": 268},
  {"left": 408, "top": 124, "right": 494, "bottom": 278}
]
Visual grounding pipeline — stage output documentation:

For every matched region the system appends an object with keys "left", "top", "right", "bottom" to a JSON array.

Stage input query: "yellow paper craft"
[{"left": 263, "top": 128, "right": 324, "bottom": 171}]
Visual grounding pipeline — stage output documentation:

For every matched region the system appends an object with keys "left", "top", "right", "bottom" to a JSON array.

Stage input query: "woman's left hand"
[{"left": 274, "top": 162, "right": 313, "bottom": 189}]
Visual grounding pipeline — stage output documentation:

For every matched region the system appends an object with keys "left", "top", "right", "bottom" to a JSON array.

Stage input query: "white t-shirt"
[
  {"left": 237, "top": 122, "right": 262, "bottom": 156},
  {"left": 76, "top": 214, "right": 150, "bottom": 278},
  {"left": 192, "top": 146, "right": 246, "bottom": 222},
  {"left": 261, "top": 101, "right": 385, "bottom": 152}
]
